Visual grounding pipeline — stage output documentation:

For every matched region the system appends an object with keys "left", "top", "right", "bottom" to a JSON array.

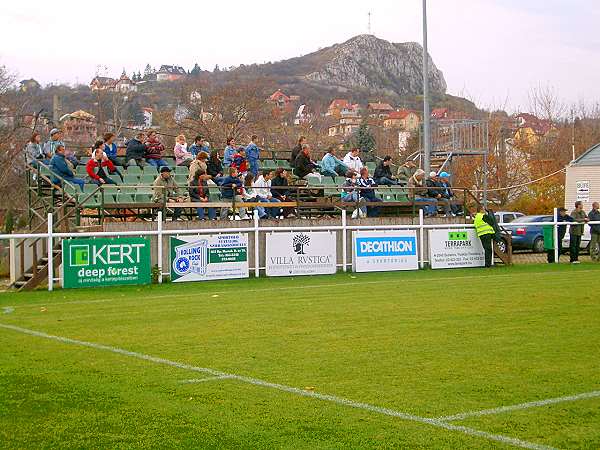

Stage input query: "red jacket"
[
  {"left": 231, "top": 152, "right": 248, "bottom": 173},
  {"left": 86, "top": 158, "right": 115, "bottom": 181},
  {"left": 144, "top": 136, "right": 165, "bottom": 160}
]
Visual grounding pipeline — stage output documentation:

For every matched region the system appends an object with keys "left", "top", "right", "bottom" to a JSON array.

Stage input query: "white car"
[
  {"left": 494, "top": 211, "right": 525, "bottom": 225},
  {"left": 562, "top": 227, "right": 591, "bottom": 251}
]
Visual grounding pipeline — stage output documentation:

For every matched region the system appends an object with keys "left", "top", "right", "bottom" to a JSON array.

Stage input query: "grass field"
[{"left": 1, "top": 264, "right": 600, "bottom": 449}]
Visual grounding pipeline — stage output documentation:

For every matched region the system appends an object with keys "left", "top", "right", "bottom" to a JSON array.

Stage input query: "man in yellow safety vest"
[{"left": 473, "top": 205, "right": 495, "bottom": 268}]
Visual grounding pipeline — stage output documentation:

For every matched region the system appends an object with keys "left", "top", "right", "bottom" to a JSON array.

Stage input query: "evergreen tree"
[
  {"left": 190, "top": 63, "right": 202, "bottom": 76},
  {"left": 144, "top": 64, "right": 152, "bottom": 76},
  {"left": 129, "top": 102, "right": 146, "bottom": 126},
  {"left": 213, "top": 64, "right": 220, "bottom": 73},
  {"left": 353, "top": 120, "right": 376, "bottom": 154}
]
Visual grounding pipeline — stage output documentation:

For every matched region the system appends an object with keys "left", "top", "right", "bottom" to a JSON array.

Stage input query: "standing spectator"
[
  {"left": 569, "top": 201, "right": 589, "bottom": 264},
  {"left": 342, "top": 170, "right": 366, "bottom": 219},
  {"left": 86, "top": 141, "right": 117, "bottom": 185},
  {"left": 426, "top": 171, "right": 451, "bottom": 216},
  {"left": 473, "top": 204, "right": 495, "bottom": 268},
  {"left": 408, "top": 169, "right": 437, "bottom": 216},
  {"left": 546, "top": 207, "right": 573, "bottom": 263},
  {"left": 49, "top": 144, "right": 85, "bottom": 191},
  {"left": 374, "top": 156, "right": 398, "bottom": 186},
  {"left": 223, "top": 137, "right": 236, "bottom": 167},
  {"left": 397, "top": 160, "right": 417, "bottom": 186},
  {"left": 189, "top": 169, "right": 216, "bottom": 220},
  {"left": 357, "top": 167, "right": 382, "bottom": 217},
  {"left": 290, "top": 136, "right": 306, "bottom": 164},
  {"left": 294, "top": 144, "right": 321, "bottom": 181},
  {"left": 343, "top": 148, "right": 364, "bottom": 173},
  {"left": 231, "top": 147, "right": 249, "bottom": 174},
  {"left": 189, "top": 135, "right": 208, "bottom": 157},
  {"left": 188, "top": 151, "right": 209, "bottom": 185},
  {"left": 145, "top": 130, "right": 167, "bottom": 169},
  {"left": 174, "top": 134, "right": 193, "bottom": 167},
  {"left": 25, "top": 132, "right": 49, "bottom": 165},
  {"left": 320, "top": 146, "right": 348, "bottom": 178},
  {"left": 271, "top": 168, "right": 294, "bottom": 218},
  {"left": 588, "top": 202, "right": 600, "bottom": 262},
  {"left": 103, "top": 132, "right": 120, "bottom": 167},
  {"left": 219, "top": 167, "right": 247, "bottom": 220},
  {"left": 438, "top": 172, "right": 461, "bottom": 216},
  {"left": 254, "top": 170, "right": 281, "bottom": 219},
  {"left": 125, "top": 132, "right": 147, "bottom": 168},
  {"left": 246, "top": 135, "right": 261, "bottom": 177},
  {"left": 207, "top": 149, "right": 224, "bottom": 183},
  {"left": 152, "top": 166, "right": 183, "bottom": 220}
]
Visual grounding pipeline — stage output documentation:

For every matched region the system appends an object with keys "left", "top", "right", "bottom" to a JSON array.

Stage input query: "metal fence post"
[
  {"left": 419, "top": 208, "right": 425, "bottom": 269},
  {"left": 157, "top": 211, "right": 163, "bottom": 283},
  {"left": 254, "top": 209, "right": 260, "bottom": 278},
  {"left": 341, "top": 209, "right": 347, "bottom": 272},
  {"left": 47, "top": 213, "right": 53, "bottom": 291},
  {"left": 553, "top": 207, "right": 559, "bottom": 264}
]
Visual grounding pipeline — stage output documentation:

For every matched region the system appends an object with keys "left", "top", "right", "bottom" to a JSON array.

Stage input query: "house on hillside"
[
  {"left": 19, "top": 79, "right": 41, "bottom": 92},
  {"left": 60, "top": 110, "right": 97, "bottom": 144},
  {"left": 431, "top": 108, "right": 449, "bottom": 119},
  {"left": 90, "top": 76, "right": 116, "bottom": 91},
  {"left": 565, "top": 143, "right": 600, "bottom": 211},
  {"left": 328, "top": 116, "right": 361, "bottom": 137},
  {"left": 115, "top": 71, "right": 137, "bottom": 93},
  {"left": 268, "top": 90, "right": 291, "bottom": 110},
  {"left": 513, "top": 113, "right": 555, "bottom": 146},
  {"left": 383, "top": 110, "right": 420, "bottom": 131},
  {"left": 367, "top": 102, "right": 394, "bottom": 119},
  {"left": 156, "top": 65, "right": 187, "bottom": 82}
]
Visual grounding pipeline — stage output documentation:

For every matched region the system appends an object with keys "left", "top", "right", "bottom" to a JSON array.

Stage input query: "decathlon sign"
[
  {"left": 62, "top": 237, "right": 151, "bottom": 288},
  {"left": 429, "top": 229, "right": 485, "bottom": 269},
  {"left": 352, "top": 231, "right": 419, "bottom": 272},
  {"left": 170, "top": 234, "right": 249, "bottom": 282},
  {"left": 265, "top": 231, "right": 336, "bottom": 276}
]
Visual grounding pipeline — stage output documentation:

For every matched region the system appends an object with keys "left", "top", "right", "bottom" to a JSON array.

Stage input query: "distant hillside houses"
[{"left": 156, "top": 65, "right": 187, "bottom": 82}]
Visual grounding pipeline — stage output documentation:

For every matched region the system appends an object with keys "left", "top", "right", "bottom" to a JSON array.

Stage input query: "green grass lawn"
[{"left": 1, "top": 264, "right": 599, "bottom": 449}]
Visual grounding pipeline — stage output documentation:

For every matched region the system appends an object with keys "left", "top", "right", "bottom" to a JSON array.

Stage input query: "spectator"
[
  {"left": 320, "top": 146, "right": 348, "bottom": 178},
  {"left": 145, "top": 130, "right": 167, "bottom": 169},
  {"left": 231, "top": 147, "right": 248, "bottom": 174},
  {"left": 174, "top": 134, "right": 193, "bottom": 167},
  {"left": 290, "top": 136, "right": 306, "bottom": 164},
  {"left": 343, "top": 148, "right": 364, "bottom": 173},
  {"left": 188, "top": 151, "right": 209, "bottom": 185},
  {"left": 223, "top": 137, "right": 236, "bottom": 167},
  {"left": 473, "top": 204, "right": 495, "bottom": 268},
  {"left": 152, "top": 166, "right": 183, "bottom": 220},
  {"left": 254, "top": 170, "right": 281, "bottom": 219},
  {"left": 438, "top": 172, "right": 461, "bottom": 216},
  {"left": 357, "top": 167, "right": 382, "bottom": 217},
  {"left": 43, "top": 128, "right": 64, "bottom": 156},
  {"left": 408, "top": 169, "right": 437, "bottom": 216},
  {"left": 569, "top": 201, "right": 589, "bottom": 264},
  {"left": 25, "top": 132, "right": 49, "bottom": 165},
  {"left": 397, "top": 160, "right": 417, "bottom": 186},
  {"left": 49, "top": 144, "right": 85, "bottom": 191},
  {"left": 246, "top": 135, "right": 261, "bottom": 177},
  {"left": 103, "top": 132, "right": 120, "bottom": 167},
  {"left": 189, "top": 135, "right": 209, "bottom": 157},
  {"left": 207, "top": 149, "right": 224, "bottom": 183},
  {"left": 342, "top": 170, "right": 366, "bottom": 219},
  {"left": 546, "top": 207, "right": 573, "bottom": 263},
  {"left": 242, "top": 173, "right": 266, "bottom": 219},
  {"left": 294, "top": 144, "right": 321, "bottom": 181},
  {"left": 189, "top": 169, "right": 216, "bottom": 220},
  {"left": 126, "top": 132, "right": 147, "bottom": 168},
  {"left": 271, "top": 168, "right": 294, "bottom": 218},
  {"left": 426, "top": 171, "right": 451, "bottom": 216},
  {"left": 590, "top": 202, "right": 600, "bottom": 262},
  {"left": 86, "top": 141, "right": 117, "bottom": 185},
  {"left": 373, "top": 156, "right": 398, "bottom": 186},
  {"left": 219, "top": 167, "right": 247, "bottom": 220}
]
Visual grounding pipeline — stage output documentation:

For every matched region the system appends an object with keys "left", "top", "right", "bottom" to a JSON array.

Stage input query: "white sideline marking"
[
  {"left": 2, "top": 307, "right": 14, "bottom": 314},
  {"left": 0, "top": 323, "right": 552, "bottom": 450},
  {"left": 437, "top": 390, "right": 600, "bottom": 422},
  {"left": 180, "top": 376, "right": 233, "bottom": 384}
]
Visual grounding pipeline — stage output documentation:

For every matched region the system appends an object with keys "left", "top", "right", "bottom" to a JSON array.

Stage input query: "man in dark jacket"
[
  {"left": 546, "top": 207, "right": 574, "bottom": 263},
  {"left": 290, "top": 136, "right": 306, "bottom": 164},
  {"left": 373, "top": 156, "right": 398, "bottom": 185},
  {"left": 219, "top": 167, "right": 247, "bottom": 219},
  {"left": 426, "top": 172, "right": 451, "bottom": 216},
  {"left": 126, "top": 132, "right": 147, "bottom": 168},
  {"left": 294, "top": 145, "right": 320, "bottom": 180},
  {"left": 49, "top": 145, "right": 85, "bottom": 191},
  {"left": 589, "top": 202, "right": 600, "bottom": 262},
  {"left": 569, "top": 201, "right": 589, "bottom": 263}
]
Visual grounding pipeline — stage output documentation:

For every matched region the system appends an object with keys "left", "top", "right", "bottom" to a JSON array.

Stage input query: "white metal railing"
[{"left": 1, "top": 208, "right": 599, "bottom": 292}]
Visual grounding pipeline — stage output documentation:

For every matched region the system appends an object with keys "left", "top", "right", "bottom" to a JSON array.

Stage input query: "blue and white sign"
[{"left": 352, "top": 231, "right": 419, "bottom": 272}]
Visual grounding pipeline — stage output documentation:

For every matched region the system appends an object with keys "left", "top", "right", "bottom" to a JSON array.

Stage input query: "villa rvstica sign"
[{"left": 265, "top": 231, "right": 336, "bottom": 276}]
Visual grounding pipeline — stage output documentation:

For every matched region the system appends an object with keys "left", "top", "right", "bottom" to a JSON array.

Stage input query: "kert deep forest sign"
[
  {"left": 62, "top": 237, "right": 151, "bottom": 288},
  {"left": 170, "top": 234, "right": 249, "bottom": 282}
]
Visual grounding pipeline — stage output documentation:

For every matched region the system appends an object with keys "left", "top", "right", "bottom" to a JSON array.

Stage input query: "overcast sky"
[{"left": 1, "top": 0, "right": 597, "bottom": 112}]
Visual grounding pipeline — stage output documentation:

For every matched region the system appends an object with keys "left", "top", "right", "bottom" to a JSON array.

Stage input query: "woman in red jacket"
[{"left": 86, "top": 141, "right": 117, "bottom": 185}]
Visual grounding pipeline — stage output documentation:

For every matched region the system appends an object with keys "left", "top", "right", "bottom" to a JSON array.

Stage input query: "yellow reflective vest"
[{"left": 474, "top": 212, "right": 495, "bottom": 237}]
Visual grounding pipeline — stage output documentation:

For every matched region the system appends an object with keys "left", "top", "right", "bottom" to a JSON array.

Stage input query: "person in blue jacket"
[
  {"left": 223, "top": 137, "right": 236, "bottom": 167},
  {"left": 49, "top": 144, "right": 85, "bottom": 190},
  {"left": 245, "top": 134, "right": 261, "bottom": 177},
  {"left": 320, "top": 146, "right": 348, "bottom": 178},
  {"left": 189, "top": 135, "right": 209, "bottom": 156}
]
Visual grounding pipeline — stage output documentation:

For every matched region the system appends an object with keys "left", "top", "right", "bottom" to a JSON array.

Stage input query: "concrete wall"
[{"left": 565, "top": 165, "right": 600, "bottom": 211}]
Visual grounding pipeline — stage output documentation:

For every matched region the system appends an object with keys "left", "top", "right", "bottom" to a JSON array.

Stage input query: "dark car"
[{"left": 503, "top": 215, "right": 552, "bottom": 253}]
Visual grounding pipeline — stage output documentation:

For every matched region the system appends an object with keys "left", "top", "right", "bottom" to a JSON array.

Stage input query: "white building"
[{"left": 565, "top": 143, "right": 600, "bottom": 211}]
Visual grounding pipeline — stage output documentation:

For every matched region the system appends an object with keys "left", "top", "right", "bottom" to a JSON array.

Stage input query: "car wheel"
[
  {"left": 496, "top": 238, "right": 508, "bottom": 254},
  {"left": 533, "top": 237, "right": 545, "bottom": 253}
]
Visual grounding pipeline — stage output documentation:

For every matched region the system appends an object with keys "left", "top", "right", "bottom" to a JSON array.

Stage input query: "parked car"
[
  {"left": 502, "top": 215, "right": 552, "bottom": 253},
  {"left": 494, "top": 211, "right": 525, "bottom": 224}
]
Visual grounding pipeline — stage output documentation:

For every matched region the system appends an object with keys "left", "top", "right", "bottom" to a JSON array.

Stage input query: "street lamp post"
[{"left": 422, "top": 0, "right": 431, "bottom": 175}]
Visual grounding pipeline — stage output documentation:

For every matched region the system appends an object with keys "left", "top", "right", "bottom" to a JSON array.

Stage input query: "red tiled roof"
[
  {"left": 368, "top": 102, "right": 394, "bottom": 111},
  {"left": 387, "top": 110, "right": 416, "bottom": 120},
  {"left": 329, "top": 99, "right": 350, "bottom": 110},
  {"left": 269, "top": 90, "right": 290, "bottom": 101},
  {"left": 431, "top": 108, "right": 448, "bottom": 118}
]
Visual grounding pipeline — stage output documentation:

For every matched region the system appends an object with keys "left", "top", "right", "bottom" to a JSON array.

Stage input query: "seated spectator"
[
  {"left": 174, "top": 134, "right": 193, "bottom": 167},
  {"left": 408, "top": 169, "right": 437, "bottom": 216},
  {"left": 343, "top": 148, "right": 364, "bottom": 173},
  {"left": 189, "top": 135, "right": 209, "bottom": 157},
  {"left": 357, "top": 167, "right": 382, "bottom": 217},
  {"left": 188, "top": 151, "right": 209, "bottom": 185},
  {"left": 342, "top": 170, "right": 366, "bottom": 219},
  {"left": 397, "top": 160, "right": 417, "bottom": 186},
  {"left": 438, "top": 171, "right": 461, "bottom": 216},
  {"left": 219, "top": 167, "right": 247, "bottom": 220},
  {"left": 103, "top": 132, "right": 121, "bottom": 167},
  {"left": 246, "top": 135, "right": 261, "bottom": 177},
  {"left": 126, "top": 132, "right": 147, "bottom": 168},
  {"left": 290, "top": 136, "right": 306, "bottom": 164},
  {"left": 321, "top": 146, "right": 348, "bottom": 178},
  {"left": 26, "top": 132, "right": 49, "bottom": 165},
  {"left": 254, "top": 170, "right": 281, "bottom": 219},
  {"left": 49, "top": 144, "right": 85, "bottom": 191},
  {"left": 223, "top": 137, "right": 236, "bottom": 167},
  {"left": 242, "top": 173, "right": 267, "bottom": 219},
  {"left": 43, "top": 128, "right": 64, "bottom": 157},
  {"left": 152, "top": 166, "right": 183, "bottom": 220},
  {"left": 427, "top": 171, "right": 451, "bottom": 216},
  {"left": 145, "top": 130, "right": 168, "bottom": 170},
  {"left": 207, "top": 150, "right": 224, "bottom": 184},
  {"left": 231, "top": 147, "right": 248, "bottom": 174},
  {"left": 271, "top": 168, "right": 294, "bottom": 218},
  {"left": 294, "top": 144, "right": 321, "bottom": 181},
  {"left": 189, "top": 169, "right": 216, "bottom": 220},
  {"left": 86, "top": 141, "right": 117, "bottom": 186},
  {"left": 374, "top": 156, "right": 398, "bottom": 186}
]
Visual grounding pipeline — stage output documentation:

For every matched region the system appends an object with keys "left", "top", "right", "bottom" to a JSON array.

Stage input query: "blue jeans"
[
  {"left": 90, "top": 178, "right": 117, "bottom": 186},
  {"left": 196, "top": 206, "right": 216, "bottom": 220},
  {"left": 415, "top": 196, "right": 437, "bottom": 216},
  {"left": 375, "top": 177, "right": 398, "bottom": 186},
  {"left": 342, "top": 192, "right": 366, "bottom": 216},
  {"left": 321, "top": 169, "right": 338, "bottom": 178},
  {"left": 362, "top": 195, "right": 382, "bottom": 217},
  {"left": 249, "top": 159, "right": 259, "bottom": 178},
  {"left": 259, "top": 197, "right": 281, "bottom": 218},
  {"left": 146, "top": 158, "right": 168, "bottom": 169},
  {"left": 61, "top": 176, "right": 85, "bottom": 191}
]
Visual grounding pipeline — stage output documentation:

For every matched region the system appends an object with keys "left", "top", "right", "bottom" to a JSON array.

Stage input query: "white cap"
[{"left": 429, "top": 171, "right": 437, "bottom": 178}]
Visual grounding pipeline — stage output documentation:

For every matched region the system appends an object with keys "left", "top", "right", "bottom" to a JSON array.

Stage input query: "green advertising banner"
[{"left": 62, "top": 237, "right": 151, "bottom": 289}]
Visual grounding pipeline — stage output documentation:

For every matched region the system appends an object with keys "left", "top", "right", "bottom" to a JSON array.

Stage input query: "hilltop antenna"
[{"left": 368, "top": 11, "right": 372, "bottom": 35}]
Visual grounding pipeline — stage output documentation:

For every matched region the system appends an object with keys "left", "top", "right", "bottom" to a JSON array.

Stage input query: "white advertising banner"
[
  {"left": 429, "top": 229, "right": 485, "bottom": 269},
  {"left": 265, "top": 231, "right": 337, "bottom": 277},
  {"left": 352, "top": 231, "right": 419, "bottom": 272},
  {"left": 576, "top": 180, "right": 590, "bottom": 202},
  {"left": 170, "top": 234, "right": 249, "bottom": 282}
]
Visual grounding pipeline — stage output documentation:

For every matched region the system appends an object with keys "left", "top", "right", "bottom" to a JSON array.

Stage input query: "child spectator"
[{"left": 174, "top": 134, "right": 193, "bottom": 167}]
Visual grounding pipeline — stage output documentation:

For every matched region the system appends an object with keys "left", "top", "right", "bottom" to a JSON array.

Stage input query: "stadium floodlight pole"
[{"left": 422, "top": 0, "right": 432, "bottom": 175}]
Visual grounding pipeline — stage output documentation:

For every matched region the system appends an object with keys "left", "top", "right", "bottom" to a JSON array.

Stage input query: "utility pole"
[
  {"left": 368, "top": 12, "right": 372, "bottom": 35},
  {"left": 571, "top": 108, "right": 576, "bottom": 161},
  {"left": 52, "top": 94, "right": 61, "bottom": 126},
  {"left": 422, "top": 0, "right": 431, "bottom": 175}
]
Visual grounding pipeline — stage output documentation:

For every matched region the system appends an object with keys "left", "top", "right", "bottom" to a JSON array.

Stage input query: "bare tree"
[{"left": 528, "top": 84, "right": 566, "bottom": 122}]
